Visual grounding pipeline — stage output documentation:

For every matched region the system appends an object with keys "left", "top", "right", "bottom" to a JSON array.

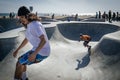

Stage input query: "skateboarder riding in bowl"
[{"left": 79, "top": 33, "right": 91, "bottom": 51}]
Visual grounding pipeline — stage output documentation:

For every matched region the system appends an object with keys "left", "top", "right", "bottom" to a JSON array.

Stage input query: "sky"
[{"left": 0, "top": 0, "right": 120, "bottom": 15}]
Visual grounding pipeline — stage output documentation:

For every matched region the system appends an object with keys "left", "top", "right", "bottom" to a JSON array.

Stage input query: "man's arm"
[
  {"left": 13, "top": 38, "right": 28, "bottom": 57},
  {"left": 28, "top": 35, "right": 46, "bottom": 62},
  {"left": 34, "top": 34, "right": 46, "bottom": 55}
]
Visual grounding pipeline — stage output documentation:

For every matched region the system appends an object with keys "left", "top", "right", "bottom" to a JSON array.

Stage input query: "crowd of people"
[
  {"left": 9, "top": 12, "right": 15, "bottom": 19},
  {"left": 96, "top": 10, "right": 120, "bottom": 23}
]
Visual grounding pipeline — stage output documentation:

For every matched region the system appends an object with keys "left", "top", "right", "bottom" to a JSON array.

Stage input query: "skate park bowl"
[
  {"left": 0, "top": 18, "right": 22, "bottom": 32},
  {"left": 0, "top": 21, "right": 120, "bottom": 80},
  {"left": 56, "top": 22, "right": 119, "bottom": 41}
]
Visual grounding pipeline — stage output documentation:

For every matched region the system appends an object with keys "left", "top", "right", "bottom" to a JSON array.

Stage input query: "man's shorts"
[
  {"left": 83, "top": 41, "right": 89, "bottom": 47},
  {"left": 83, "top": 38, "right": 91, "bottom": 47},
  {"left": 18, "top": 50, "right": 48, "bottom": 65}
]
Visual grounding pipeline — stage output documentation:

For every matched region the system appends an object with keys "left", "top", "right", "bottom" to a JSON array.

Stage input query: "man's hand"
[{"left": 28, "top": 53, "right": 36, "bottom": 62}]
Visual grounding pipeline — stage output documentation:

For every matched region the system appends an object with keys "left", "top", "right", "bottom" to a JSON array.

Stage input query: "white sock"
[{"left": 22, "top": 72, "right": 27, "bottom": 80}]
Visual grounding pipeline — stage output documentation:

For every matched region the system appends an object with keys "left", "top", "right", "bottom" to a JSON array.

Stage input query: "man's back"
[{"left": 80, "top": 35, "right": 91, "bottom": 41}]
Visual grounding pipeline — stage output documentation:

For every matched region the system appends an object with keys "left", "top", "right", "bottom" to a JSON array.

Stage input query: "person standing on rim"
[{"left": 13, "top": 6, "right": 51, "bottom": 80}]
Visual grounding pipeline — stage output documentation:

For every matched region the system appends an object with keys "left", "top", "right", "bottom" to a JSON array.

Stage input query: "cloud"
[{"left": 0, "top": 0, "right": 120, "bottom": 13}]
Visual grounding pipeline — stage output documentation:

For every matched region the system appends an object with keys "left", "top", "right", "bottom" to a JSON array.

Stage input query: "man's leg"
[
  {"left": 83, "top": 41, "right": 89, "bottom": 47},
  {"left": 21, "top": 65, "right": 28, "bottom": 80},
  {"left": 86, "top": 42, "right": 91, "bottom": 50},
  {"left": 85, "top": 41, "right": 91, "bottom": 48},
  {"left": 14, "top": 50, "right": 33, "bottom": 80},
  {"left": 14, "top": 61, "right": 26, "bottom": 80}
]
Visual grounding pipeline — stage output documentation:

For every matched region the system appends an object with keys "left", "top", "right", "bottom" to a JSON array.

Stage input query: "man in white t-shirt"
[{"left": 13, "top": 6, "right": 50, "bottom": 80}]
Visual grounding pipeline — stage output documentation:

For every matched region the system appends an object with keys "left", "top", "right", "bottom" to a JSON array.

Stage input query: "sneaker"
[
  {"left": 20, "top": 78, "right": 29, "bottom": 80},
  {"left": 26, "top": 78, "right": 29, "bottom": 80}
]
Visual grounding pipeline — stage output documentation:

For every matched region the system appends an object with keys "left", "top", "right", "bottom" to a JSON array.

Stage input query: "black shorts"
[
  {"left": 83, "top": 41, "right": 89, "bottom": 47},
  {"left": 83, "top": 38, "right": 91, "bottom": 47}
]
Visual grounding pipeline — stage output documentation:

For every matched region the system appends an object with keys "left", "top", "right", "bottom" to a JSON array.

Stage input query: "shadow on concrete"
[{"left": 75, "top": 49, "right": 91, "bottom": 70}]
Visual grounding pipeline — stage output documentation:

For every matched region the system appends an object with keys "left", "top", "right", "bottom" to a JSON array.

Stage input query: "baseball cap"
[{"left": 17, "top": 6, "right": 30, "bottom": 16}]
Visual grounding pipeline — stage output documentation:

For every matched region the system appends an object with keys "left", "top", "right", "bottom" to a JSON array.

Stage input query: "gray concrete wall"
[
  {"left": 0, "top": 37, "right": 18, "bottom": 61},
  {"left": 57, "top": 22, "right": 120, "bottom": 41},
  {"left": 0, "top": 18, "right": 22, "bottom": 32}
]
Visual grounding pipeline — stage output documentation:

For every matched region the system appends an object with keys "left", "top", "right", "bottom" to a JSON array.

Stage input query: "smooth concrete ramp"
[
  {"left": 0, "top": 21, "right": 120, "bottom": 80},
  {"left": 57, "top": 22, "right": 119, "bottom": 41}
]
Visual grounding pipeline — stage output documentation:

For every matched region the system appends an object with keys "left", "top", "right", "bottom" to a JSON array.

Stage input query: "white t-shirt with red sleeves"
[{"left": 25, "top": 21, "right": 50, "bottom": 56}]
